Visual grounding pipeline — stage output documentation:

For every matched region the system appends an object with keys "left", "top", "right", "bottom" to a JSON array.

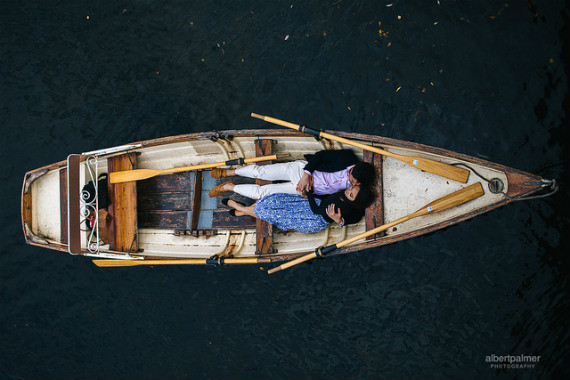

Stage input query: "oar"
[
  {"left": 251, "top": 113, "right": 470, "bottom": 183},
  {"left": 268, "top": 182, "right": 484, "bottom": 274},
  {"left": 93, "top": 257, "right": 269, "bottom": 267},
  {"left": 109, "top": 154, "right": 289, "bottom": 183}
]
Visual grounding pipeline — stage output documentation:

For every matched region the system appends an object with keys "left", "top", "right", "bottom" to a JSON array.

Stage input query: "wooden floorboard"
[
  {"left": 139, "top": 210, "right": 189, "bottom": 229},
  {"left": 255, "top": 139, "right": 274, "bottom": 254},
  {"left": 136, "top": 169, "right": 259, "bottom": 230},
  {"left": 364, "top": 150, "right": 384, "bottom": 239}
]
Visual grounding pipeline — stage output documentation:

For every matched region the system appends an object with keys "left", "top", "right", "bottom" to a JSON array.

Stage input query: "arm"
[
  {"left": 339, "top": 207, "right": 365, "bottom": 226},
  {"left": 304, "top": 149, "right": 360, "bottom": 173},
  {"left": 296, "top": 172, "right": 313, "bottom": 195},
  {"left": 326, "top": 204, "right": 344, "bottom": 226}
]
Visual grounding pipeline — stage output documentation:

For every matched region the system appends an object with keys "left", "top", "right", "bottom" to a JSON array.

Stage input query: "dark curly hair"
[
  {"left": 342, "top": 185, "right": 375, "bottom": 209},
  {"left": 351, "top": 162, "right": 376, "bottom": 187}
]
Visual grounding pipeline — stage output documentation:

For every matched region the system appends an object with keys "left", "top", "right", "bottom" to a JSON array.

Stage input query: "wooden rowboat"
[{"left": 21, "top": 115, "right": 556, "bottom": 272}]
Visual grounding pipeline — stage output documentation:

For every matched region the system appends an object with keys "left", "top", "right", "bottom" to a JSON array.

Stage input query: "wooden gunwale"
[{"left": 21, "top": 129, "right": 544, "bottom": 263}]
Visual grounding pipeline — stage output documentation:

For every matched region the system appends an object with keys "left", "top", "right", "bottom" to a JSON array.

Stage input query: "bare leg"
[
  {"left": 227, "top": 200, "right": 257, "bottom": 218},
  {"left": 221, "top": 182, "right": 236, "bottom": 192}
]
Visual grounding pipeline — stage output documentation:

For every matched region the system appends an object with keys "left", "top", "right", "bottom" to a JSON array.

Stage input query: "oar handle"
[
  {"left": 251, "top": 113, "right": 322, "bottom": 138},
  {"left": 268, "top": 252, "right": 317, "bottom": 274},
  {"left": 251, "top": 113, "right": 301, "bottom": 131}
]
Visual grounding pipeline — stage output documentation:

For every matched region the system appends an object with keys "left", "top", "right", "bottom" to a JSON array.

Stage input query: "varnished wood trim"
[
  {"left": 255, "top": 139, "right": 274, "bottom": 255},
  {"left": 108, "top": 153, "right": 139, "bottom": 253},
  {"left": 189, "top": 170, "right": 202, "bottom": 231}
]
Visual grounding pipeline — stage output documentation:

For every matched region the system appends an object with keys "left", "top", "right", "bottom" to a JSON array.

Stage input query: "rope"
[{"left": 452, "top": 163, "right": 558, "bottom": 201}]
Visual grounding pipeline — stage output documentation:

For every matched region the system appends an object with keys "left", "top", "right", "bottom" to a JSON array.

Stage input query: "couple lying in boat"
[{"left": 208, "top": 149, "right": 376, "bottom": 233}]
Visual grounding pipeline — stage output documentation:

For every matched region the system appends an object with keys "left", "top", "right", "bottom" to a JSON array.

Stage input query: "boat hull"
[{"left": 21, "top": 129, "right": 546, "bottom": 264}]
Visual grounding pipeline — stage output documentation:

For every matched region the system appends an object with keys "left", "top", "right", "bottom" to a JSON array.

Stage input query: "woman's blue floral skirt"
[{"left": 254, "top": 193, "right": 330, "bottom": 233}]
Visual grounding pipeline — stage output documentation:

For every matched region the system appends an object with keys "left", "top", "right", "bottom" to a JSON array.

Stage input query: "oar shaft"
[
  {"left": 160, "top": 154, "right": 286, "bottom": 175},
  {"left": 93, "top": 257, "right": 266, "bottom": 267},
  {"left": 110, "top": 153, "right": 289, "bottom": 183}
]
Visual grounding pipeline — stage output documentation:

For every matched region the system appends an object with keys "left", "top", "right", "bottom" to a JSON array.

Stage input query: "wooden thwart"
[
  {"left": 363, "top": 150, "right": 384, "bottom": 239},
  {"left": 188, "top": 170, "right": 202, "bottom": 233},
  {"left": 59, "top": 168, "right": 68, "bottom": 245},
  {"left": 255, "top": 139, "right": 275, "bottom": 255},
  {"left": 108, "top": 153, "right": 139, "bottom": 253}
]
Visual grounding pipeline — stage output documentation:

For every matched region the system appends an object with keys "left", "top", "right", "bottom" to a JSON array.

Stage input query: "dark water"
[{"left": 2, "top": 1, "right": 569, "bottom": 379}]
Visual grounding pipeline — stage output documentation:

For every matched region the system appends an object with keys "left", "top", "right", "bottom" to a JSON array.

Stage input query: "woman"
[{"left": 224, "top": 185, "right": 374, "bottom": 234}]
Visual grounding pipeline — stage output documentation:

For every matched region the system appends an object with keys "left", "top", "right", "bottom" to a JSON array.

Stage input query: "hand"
[
  {"left": 326, "top": 203, "right": 343, "bottom": 224},
  {"left": 296, "top": 173, "right": 313, "bottom": 194}
]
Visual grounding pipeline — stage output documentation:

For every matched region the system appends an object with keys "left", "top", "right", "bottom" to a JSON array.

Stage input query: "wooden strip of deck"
[
  {"left": 363, "top": 150, "right": 384, "bottom": 239},
  {"left": 137, "top": 172, "right": 193, "bottom": 229},
  {"left": 108, "top": 153, "right": 139, "bottom": 252},
  {"left": 255, "top": 139, "right": 274, "bottom": 254},
  {"left": 188, "top": 170, "right": 202, "bottom": 232}
]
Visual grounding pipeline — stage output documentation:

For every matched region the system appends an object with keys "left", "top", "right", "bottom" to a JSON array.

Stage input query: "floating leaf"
[{"left": 396, "top": 86, "right": 401, "bottom": 92}]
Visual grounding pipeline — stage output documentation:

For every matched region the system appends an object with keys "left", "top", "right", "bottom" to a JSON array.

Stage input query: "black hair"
[
  {"left": 341, "top": 185, "right": 375, "bottom": 209},
  {"left": 351, "top": 162, "right": 376, "bottom": 187}
]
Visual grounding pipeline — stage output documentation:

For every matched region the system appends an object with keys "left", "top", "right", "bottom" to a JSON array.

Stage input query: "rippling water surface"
[{"left": 1, "top": 1, "right": 569, "bottom": 379}]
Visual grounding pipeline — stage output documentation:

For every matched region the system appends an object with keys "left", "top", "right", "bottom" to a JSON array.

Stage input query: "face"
[
  {"left": 348, "top": 168, "right": 361, "bottom": 187},
  {"left": 344, "top": 185, "right": 360, "bottom": 202}
]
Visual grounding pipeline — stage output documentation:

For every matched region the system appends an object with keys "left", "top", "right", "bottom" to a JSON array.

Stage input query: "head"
[
  {"left": 343, "top": 185, "right": 375, "bottom": 209},
  {"left": 348, "top": 162, "right": 376, "bottom": 188}
]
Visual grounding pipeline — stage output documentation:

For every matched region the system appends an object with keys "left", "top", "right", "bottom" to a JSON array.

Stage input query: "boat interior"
[{"left": 26, "top": 133, "right": 508, "bottom": 260}]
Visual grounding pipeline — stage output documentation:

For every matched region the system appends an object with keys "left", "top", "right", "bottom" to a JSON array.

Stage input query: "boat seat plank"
[
  {"left": 255, "top": 139, "right": 275, "bottom": 254},
  {"left": 363, "top": 150, "right": 384, "bottom": 239},
  {"left": 138, "top": 191, "right": 192, "bottom": 210},
  {"left": 108, "top": 153, "right": 139, "bottom": 252},
  {"left": 188, "top": 170, "right": 202, "bottom": 232}
]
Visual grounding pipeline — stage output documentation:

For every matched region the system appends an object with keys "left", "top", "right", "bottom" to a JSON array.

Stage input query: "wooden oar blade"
[
  {"left": 110, "top": 169, "right": 158, "bottom": 183},
  {"left": 397, "top": 155, "right": 470, "bottom": 183},
  {"left": 417, "top": 182, "right": 485, "bottom": 217},
  {"left": 93, "top": 259, "right": 144, "bottom": 267}
]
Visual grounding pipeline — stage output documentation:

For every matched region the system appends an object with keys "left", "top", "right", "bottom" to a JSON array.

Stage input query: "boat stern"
[{"left": 21, "top": 160, "right": 68, "bottom": 253}]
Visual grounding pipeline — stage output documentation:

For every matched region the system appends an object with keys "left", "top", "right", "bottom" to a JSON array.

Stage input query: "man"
[{"left": 208, "top": 149, "right": 375, "bottom": 200}]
